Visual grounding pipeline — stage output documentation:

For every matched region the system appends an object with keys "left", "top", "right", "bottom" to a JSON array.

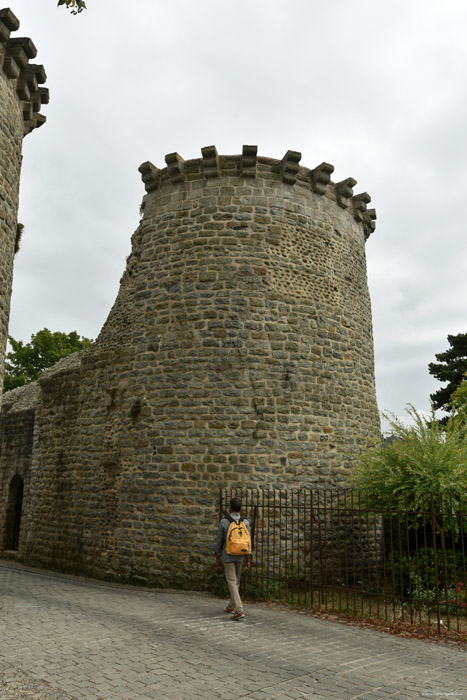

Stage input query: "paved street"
[{"left": 0, "top": 561, "right": 465, "bottom": 700}]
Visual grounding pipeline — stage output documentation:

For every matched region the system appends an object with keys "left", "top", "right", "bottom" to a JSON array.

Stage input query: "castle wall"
[
  {"left": 21, "top": 350, "right": 132, "bottom": 578},
  {"left": 0, "top": 8, "right": 48, "bottom": 395},
  {"left": 13, "top": 147, "right": 380, "bottom": 588},
  {"left": 0, "top": 383, "right": 37, "bottom": 551}
]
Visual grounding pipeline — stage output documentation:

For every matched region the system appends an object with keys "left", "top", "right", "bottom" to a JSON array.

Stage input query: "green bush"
[
  {"left": 352, "top": 405, "right": 467, "bottom": 536},
  {"left": 410, "top": 579, "right": 467, "bottom": 615},
  {"left": 387, "top": 547, "right": 465, "bottom": 599}
]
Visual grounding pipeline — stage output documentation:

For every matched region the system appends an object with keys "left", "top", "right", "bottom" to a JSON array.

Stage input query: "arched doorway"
[{"left": 4, "top": 475, "right": 24, "bottom": 551}]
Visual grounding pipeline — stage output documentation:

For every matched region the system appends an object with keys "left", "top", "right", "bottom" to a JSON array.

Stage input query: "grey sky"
[{"left": 7, "top": 0, "right": 467, "bottom": 428}]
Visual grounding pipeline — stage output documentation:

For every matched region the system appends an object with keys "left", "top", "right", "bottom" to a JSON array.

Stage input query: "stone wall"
[
  {"left": 0, "top": 382, "right": 37, "bottom": 551},
  {"left": 0, "top": 146, "right": 380, "bottom": 588},
  {"left": 0, "top": 8, "right": 48, "bottom": 396}
]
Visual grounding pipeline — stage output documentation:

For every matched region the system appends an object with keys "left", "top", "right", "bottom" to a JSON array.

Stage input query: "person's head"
[{"left": 229, "top": 497, "right": 242, "bottom": 513}]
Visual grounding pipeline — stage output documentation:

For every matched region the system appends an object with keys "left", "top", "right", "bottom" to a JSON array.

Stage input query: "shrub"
[
  {"left": 352, "top": 406, "right": 467, "bottom": 536},
  {"left": 387, "top": 547, "right": 465, "bottom": 597}
]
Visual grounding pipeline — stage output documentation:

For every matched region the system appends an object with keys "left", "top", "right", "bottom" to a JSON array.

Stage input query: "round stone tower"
[
  {"left": 97, "top": 146, "right": 379, "bottom": 491},
  {"left": 0, "top": 8, "right": 48, "bottom": 394},
  {"left": 8, "top": 145, "right": 379, "bottom": 586}
]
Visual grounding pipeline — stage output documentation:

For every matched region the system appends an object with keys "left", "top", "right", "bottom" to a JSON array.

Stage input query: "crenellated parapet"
[
  {"left": 0, "top": 8, "right": 49, "bottom": 136},
  {"left": 138, "top": 146, "right": 377, "bottom": 239}
]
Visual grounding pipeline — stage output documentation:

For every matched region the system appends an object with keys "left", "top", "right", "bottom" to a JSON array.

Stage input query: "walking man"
[{"left": 215, "top": 497, "right": 252, "bottom": 621}]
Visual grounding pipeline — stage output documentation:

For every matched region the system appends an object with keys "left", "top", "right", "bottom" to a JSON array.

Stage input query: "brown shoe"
[
  {"left": 225, "top": 604, "right": 235, "bottom": 613},
  {"left": 230, "top": 611, "right": 245, "bottom": 621}
]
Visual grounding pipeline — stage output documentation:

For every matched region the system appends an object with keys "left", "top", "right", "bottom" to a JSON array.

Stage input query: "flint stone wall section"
[{"left": 6, "top": 149, "right": 380, "bottom": 588}]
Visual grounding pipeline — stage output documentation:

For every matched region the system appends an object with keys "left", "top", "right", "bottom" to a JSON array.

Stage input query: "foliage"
[
  {"left": 451, "top": 377, "right": 467, "bottom": 423},
  {"left": 57, "top": 0, "right": 87, "bottom": 14},
  {"left": 210, "top": 572, "right": 229, "bottom": 597},
  {"left": 241, "top": 573, "right": 280, "bottom": 601},
  {"left": 410, "top": 578, "right": 467, "bottom": 615},
  {"left": 351, "top": 405, "right": 467, "bottom": 533},
  {"left": 387, "top": 547, "right": 466, "bottom": 598},
  {"left": 429, "top": 333, "right": 467, "bottom": 415},
  {"left": 3, "top": 328, "right": 92, "bottom": 392}
]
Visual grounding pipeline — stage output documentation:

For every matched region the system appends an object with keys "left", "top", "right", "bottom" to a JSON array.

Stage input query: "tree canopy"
[
  {"left": 3, "top": 328, "right": 92, "bottom": 393},
  {"left": 57, "top": 0, "right": 87, "bottom": 14},
  {"left": 428, "top": 332, "right": 467, "bottom": 415}
]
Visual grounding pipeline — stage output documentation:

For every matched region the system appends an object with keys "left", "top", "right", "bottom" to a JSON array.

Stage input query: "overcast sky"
[{"left": 6, "top": 0, "right": 467, "bottom": 429}]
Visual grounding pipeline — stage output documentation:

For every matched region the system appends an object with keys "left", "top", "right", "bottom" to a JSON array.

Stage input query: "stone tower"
[
  {"left": 99, "top": 147, "right": 379, "bottom": 493},
  {"left": 0, "top": 8, "right": 48, "bottom": 394},
  {"left": 0, "top": 145, "right": 379, "bottom": 587}
]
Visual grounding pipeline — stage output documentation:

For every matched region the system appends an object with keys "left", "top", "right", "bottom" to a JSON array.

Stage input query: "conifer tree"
[{"left": 429, "top": 333, "right": 467, "bottom": 415}]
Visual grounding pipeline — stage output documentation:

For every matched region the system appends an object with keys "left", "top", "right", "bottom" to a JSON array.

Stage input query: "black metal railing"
[{"left": 219, "top": 488, "right": 467, "bottom": 636}]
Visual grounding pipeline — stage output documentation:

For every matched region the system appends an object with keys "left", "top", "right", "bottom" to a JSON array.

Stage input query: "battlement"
[
  {"left": 0, "top": 8, "right": 49, "bottom": 136},
  {"left": 139, "top": 146, "right": 376, "bottom": 239}
]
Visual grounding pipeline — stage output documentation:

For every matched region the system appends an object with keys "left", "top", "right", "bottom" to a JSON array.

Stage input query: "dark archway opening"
[{"left": 4, "top": 475, "right": 24, "bottom": 551}]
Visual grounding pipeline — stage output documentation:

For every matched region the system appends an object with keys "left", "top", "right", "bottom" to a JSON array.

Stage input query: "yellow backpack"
[{"left": 225, "top": 515, "right": 251, "bottom": 556}]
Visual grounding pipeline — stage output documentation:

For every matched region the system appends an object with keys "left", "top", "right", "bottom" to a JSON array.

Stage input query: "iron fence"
[{"left": 219, "top": 488, "right": 467, "bottom": 636}]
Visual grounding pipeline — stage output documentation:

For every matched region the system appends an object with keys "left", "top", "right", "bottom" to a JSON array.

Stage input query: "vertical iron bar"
[
  {"left": 381, "top": 493, "right": 388, "bottom": 623},
  {"left": 350, "top": 490, "right": 357, "bottom": 613},
  {"left": 460, "top": 494, "right": 467, "bottom": 614},
  {"left": 431, "top": 493, "right": 441, "bottom": 634},
  {"left": 365, "top": 492, "right": 371, "bottom": 618},
  {"left": 344, "top": 490, "right": 350, "bottom": 613},
  {"left": 317, "top": 490, "right": 324, "bottom": 607},
  {"left": 421, "top": 493, "right": 431, "bottom": 630},
  {"left": 323, "top": 489, "right": 328, "bottom": 609},
  {"left": 358, "top": 491, "right": 365, "bottom": 615},
  {"left": 439, "top": 493, "right": 450, "bottom": 630},
  {"left": 413, "top": 493, "right": 422, "bottom": 626},
  {"left": 396, "top": 493, "right": 404, "bottom": 621},
  {"left": 372, "top": 493, "right": 380, "bottom": 621},
  {"left": 310, "top": 489, "right": 315, "bottom": 608},
  {"left": 337, "top": 490, "right": 343, "bottom": 613},
  {"left": 388, "top": 494, "right": 396, "bottom": 622},
  {"left": 272, "top": 489, "right": 276, "bottom": 601},
  {"left": 291, "top": 489, "right": 295, "bottom": 605},
  {"left": 330, "top": 490, "right": 335, "bottom": 612},
  {"left": 254, "top": 487, "right": 258, "bottom": 598},
  {"left": 303, "top": 489, "right": 308, "bottom": 608},
  {"left": 297, "top": 489, "right": 301, "bottom": 606},
  {"left": 279, "top": 489, "right": 283, "bottom": 601},
  {"left": 261, "top": 489, "right": 268, "bottom": 597},
  {"left": 404, "top": 494, "right": 413, "bottom": 624},
  {"left": 449, "top": 493, "right": 459, "bottom": 633}
]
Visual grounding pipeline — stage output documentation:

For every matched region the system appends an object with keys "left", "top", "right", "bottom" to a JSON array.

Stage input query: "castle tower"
[
  {"left": 98, "top": 146, "right": 379, "bottom": 489},
  {"left": 1, "top": 145, "right": 379, "bottom": 586},
  {"left": 0, "top": 8, "right": 48, "bottom": 395}
]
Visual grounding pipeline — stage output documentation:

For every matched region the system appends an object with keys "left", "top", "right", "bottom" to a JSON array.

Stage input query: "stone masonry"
[
  {"left": 0, "top": 140, "right": 380, "bottom": 589},
  {"left": 0, "top": 8, "right": 48, "bottom": 397}
]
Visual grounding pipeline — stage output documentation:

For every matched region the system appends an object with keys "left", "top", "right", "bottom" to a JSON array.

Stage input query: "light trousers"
[{"left": 223, "top": 560, "right": 244, "bottom": 612}]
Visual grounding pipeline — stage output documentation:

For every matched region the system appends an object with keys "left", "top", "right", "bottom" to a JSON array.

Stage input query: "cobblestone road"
[{"left": 0, "top": 560, "right": 465, "bottom": 700}]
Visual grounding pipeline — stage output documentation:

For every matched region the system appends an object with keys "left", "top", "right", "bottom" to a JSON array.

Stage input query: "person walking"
[{"left": 214, "top": 497, "right": 252, "bottom": 621}]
